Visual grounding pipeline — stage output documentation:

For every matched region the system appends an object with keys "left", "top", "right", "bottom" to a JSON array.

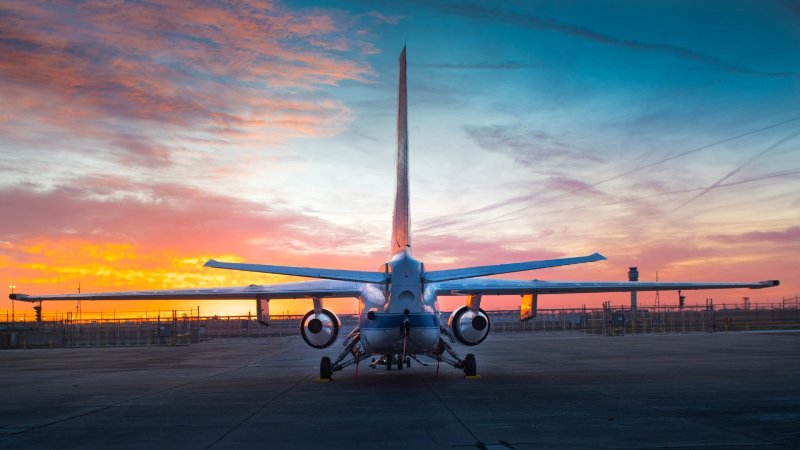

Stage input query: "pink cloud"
[
  {"left": 0, "top": 0, "right": 383, "bottom": 167},
  {"left": 415, "top": 233, "right": 564, "bottom": 268},
  {"left": 710, "top": 226, "right": 800, "bottom": 245},
  {"left": 0, "top": 175, "right": 370, "bottom": 258}
]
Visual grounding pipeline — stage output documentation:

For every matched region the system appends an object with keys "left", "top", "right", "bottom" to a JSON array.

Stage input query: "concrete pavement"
[{"left": 1, "top": 331, "right": 798, "bottom": 448}]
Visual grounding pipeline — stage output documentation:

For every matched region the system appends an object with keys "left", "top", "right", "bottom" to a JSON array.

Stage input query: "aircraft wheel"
[
  {"left": 397, "top": 355, "right": 403, "bottom": 370},
  {"left": 320, "top": 356, "right": 332, "bottom": 380},
  {"left": 386, "top": 354, "right": 392, "bottom": 370},
  {"left": 406, "top": 356, "right": 411, "bottom": 368},
  {"left": 464, "top": 353, "right": 477, "bottom": 377}
]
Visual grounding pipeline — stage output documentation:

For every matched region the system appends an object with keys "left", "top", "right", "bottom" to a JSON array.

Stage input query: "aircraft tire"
[
  {"left": 464, "top": 353, "right": 477, "bottom": 377},
  {"left": 397, "top": 355, "right": 403, "bottom": 371},
  {"left": 386, "top": 354, "right": 391, "bottom": 370},
  {"left": 406, "top": 356, "right": 411, "bottom": 368},
  {"left": 320, "top": 356, "right": 332, "bottom": 380}
]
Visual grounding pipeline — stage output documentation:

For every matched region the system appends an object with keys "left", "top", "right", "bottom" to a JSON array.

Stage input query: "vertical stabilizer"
[{"left": 392, "top": 46, "right": 410, "bottom": 254}]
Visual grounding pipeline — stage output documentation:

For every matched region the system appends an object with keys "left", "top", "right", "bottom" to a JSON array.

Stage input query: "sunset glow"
[{"left": 2, "top": 1, "right": 798, "bottom": 318}]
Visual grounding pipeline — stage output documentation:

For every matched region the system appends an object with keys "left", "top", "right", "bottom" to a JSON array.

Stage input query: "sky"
[{"left": 1, "top": 0, "right": 799, "bottom": 319}]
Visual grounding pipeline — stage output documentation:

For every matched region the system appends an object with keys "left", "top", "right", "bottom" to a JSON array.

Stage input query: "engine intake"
[
  {"left": 448, "top": 306, "right": 490, "bottom": 346},
  {"left": 300, "top": 309, "right": 340, "bottom": 349}
]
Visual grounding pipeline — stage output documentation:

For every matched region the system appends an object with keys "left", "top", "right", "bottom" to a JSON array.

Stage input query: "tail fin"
[{"left": 392, "top": 46, "right": 410, "bottom": 255}]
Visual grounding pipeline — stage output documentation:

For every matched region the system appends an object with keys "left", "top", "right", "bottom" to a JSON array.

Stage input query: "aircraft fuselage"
[{"left": 358, "top": 249, "right": 440, "bottom": 354}]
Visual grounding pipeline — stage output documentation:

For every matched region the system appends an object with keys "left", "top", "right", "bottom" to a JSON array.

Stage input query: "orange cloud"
[
  {"left": 1, "top": 237, "right": 325, "bottom": 317},
  {"left": 0, "top": 173, "right": 387, "bottom": 317}
]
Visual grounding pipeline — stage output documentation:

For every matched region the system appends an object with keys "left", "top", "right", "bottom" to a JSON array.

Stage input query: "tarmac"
[{"left": 1, "top": 331, "right": 798, "bottom": 449}]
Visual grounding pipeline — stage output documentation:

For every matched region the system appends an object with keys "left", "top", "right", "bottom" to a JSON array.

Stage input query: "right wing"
[
  {"left": 10, "top": 280, "right": 363, "bottom": 302},
  {"left": 432, "top": 278, "right": 779, "bottom": 296}
]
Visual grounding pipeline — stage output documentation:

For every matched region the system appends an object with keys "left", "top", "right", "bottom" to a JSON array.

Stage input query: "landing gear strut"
[{"left": 429, "top": 328, "right": 480, "bottom": 377}]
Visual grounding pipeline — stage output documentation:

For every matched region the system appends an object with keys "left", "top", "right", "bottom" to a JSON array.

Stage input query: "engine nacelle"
[
  {"left": 448, "top": 306, "right": 490, "bottom": 346},
  {"left": 300, "top": 308, "right": 340, "bottom": 349}
]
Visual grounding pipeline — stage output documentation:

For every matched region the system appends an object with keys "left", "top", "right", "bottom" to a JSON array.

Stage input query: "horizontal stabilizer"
[
  {"left": 424, "top": 253, "right": 606, "bottom": 283},
  {"left": 205, "top": 259, "right": 387, "bottom": 283}
]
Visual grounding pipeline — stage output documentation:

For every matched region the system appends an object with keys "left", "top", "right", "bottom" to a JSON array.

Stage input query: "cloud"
[
  {"left": 544, "top": 116, "right": 800, "bottom": 202},
  {"left": 420, "top": 2, "right": 800, "bottom": 79},
  {"left": 423, "top": 61, "right": 537, "bottom": 70},
  {"left": 464, "top": 124, "right": 605, "bottom": 167},
  {"left": 0, "top": 1, "right": 385, "bottom": 168},
  {"left": 414, "top": 233, "right": 563, "bottom": 268},
  {"left": 0, "top": 174, "right": 389, "bottom": 302},
  {"left": 672, "top": 132, "right": 800, "bottom": 212},
  {"left": 711, "top": 226, "right": 800, "bottom": 245},
  {"left": 540, "top": 176, "right": 592, "bottom": 195},
  {"left": 0, "top": 175, "right": 365, "bottom": 256}
]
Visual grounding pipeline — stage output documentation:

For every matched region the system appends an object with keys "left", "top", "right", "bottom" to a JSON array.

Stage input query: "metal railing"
[{"left": 2, "top": 298, "right": 799, "bottom": 348}]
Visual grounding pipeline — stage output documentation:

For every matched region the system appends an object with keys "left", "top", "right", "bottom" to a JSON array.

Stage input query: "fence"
[
  {"left": 488, "top": 302, "right": 800, "bottom": 335},
  {"left": 2, "top": 300, "right": 799, "bottom": 348}
]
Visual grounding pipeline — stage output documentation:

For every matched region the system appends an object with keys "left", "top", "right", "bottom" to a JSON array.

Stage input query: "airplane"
[{"left": 10, "top": 47, "right": 779, "bottom": 380}]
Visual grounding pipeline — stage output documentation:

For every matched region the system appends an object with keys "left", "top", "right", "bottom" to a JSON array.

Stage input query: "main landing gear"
[
  {"left": 463, "top": 353, "right": 477, "bottom": 377},
  {"left": 319, "top": 327, "right": 371, "bottom": 380},
  {"left": 317, "top": 325, "right": 479, "bottom": 380},
  {"left": 320, "top": 356, "right": 332, "bottom": 380},
  {"left": 433, "top": 327, "right": 479, "bottom": 378}
]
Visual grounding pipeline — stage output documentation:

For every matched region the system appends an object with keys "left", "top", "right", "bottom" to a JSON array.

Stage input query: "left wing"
[
  {"left": 10, "top": 280, "right": 363, "bottom": 302},
  {"left": 204, "top": 259, "right": 386, "bottom": 283},
  {"left": 432, "top": 278, "right": 779, "bottom": 296}
]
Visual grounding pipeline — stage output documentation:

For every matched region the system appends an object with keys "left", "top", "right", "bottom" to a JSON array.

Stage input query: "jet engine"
[
  {"left": 300, "top": 309, "right": 340, "bottom": 349},
  {"left": 448, "top": 306, "right": 490, "bottom": 346}
]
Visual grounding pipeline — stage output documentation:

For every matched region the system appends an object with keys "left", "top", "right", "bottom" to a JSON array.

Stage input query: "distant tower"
[{"left": 628, "top": 267, "right": 639, "bottom": 310}]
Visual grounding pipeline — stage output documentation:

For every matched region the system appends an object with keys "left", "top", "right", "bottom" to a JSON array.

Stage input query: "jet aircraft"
[{"left": 11, "top": 47, "right": 779, "bottom": 379}]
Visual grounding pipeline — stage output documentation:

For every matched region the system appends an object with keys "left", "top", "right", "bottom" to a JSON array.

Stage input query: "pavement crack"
[
  {"left": 417, "top": 372, "right": 483, "bottom": 447},
  {"left": 205, "top": 375, "right": 308, "bottom": 449}
]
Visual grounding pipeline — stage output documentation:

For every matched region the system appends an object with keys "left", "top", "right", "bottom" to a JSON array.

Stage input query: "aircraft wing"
[
  {"left": 432, "top": 278, "right": 779, "bottom": 296},
  {"left": 10, "top": 280, "right": 363, "bottom": 302},
  {"left": 204, "top": 259, "right": 386, "bottom": 283}
]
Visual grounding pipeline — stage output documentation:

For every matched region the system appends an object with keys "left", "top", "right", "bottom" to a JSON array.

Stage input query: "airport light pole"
[{"left": 9, "top": 283, "right": 15, "bottom": 326}]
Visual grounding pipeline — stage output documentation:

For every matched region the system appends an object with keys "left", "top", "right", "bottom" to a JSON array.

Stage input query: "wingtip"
[
  {"left": 593, "top": 252, "right": 607, "bottom": 261},
  {"left": 204, "top": 259, "right": 217, "bottom": 267},
  {"left": 754, "top": 280, "right": 780, "bottom": 288}
]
